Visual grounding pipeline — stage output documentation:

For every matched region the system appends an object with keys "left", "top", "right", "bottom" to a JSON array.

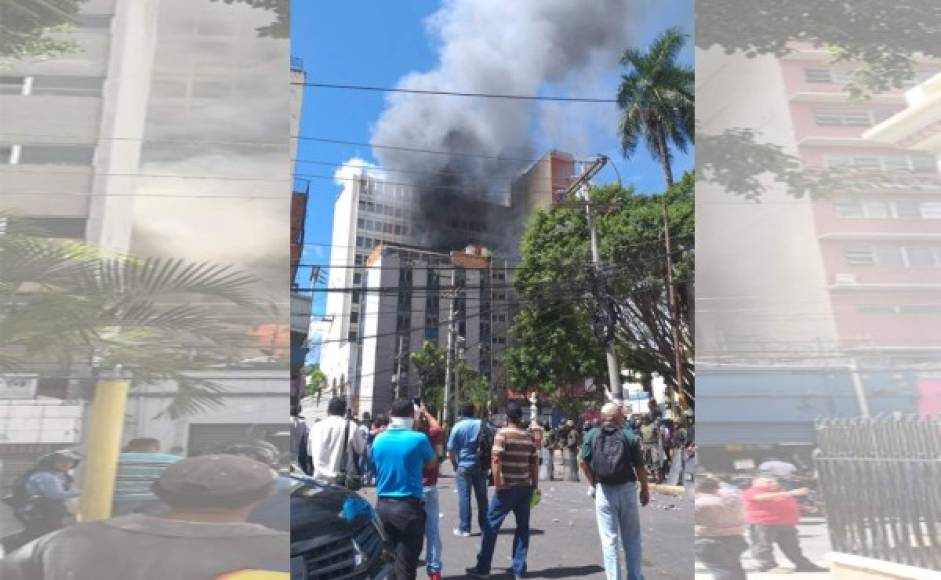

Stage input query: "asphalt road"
[{"left": 361, "top": 465, "right": 694, "bottom": 580}]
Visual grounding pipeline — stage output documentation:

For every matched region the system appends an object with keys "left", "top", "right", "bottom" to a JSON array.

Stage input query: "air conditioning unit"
[
  {"left": 834, "top": 273, "right": 857, "bottom": 285},
  {"left": 0, "top": 374, "right": 38, "bottom": 400}
]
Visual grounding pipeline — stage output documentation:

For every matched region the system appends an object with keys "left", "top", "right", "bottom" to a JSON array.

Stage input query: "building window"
[
  {"left": 813, "top": 109, "right": 895, "bottom": 127},
  {"left": 75, "top": 14, "right": 113, "bottom": 29},
  {"left": 856, "top": 304, "right": 896, "bottom": 314},
  {"left": 351, "top": 290, "right": 360, "bottom": 304},
  {"left": 862, "top": 200, "right": 891, "bottom": 219},
  {"left": 834, "top": 200, "right": 863, "bottom": 218},
  {"left": 353, "top": 273, "right": 362, "bottom": 285},
  {"left": 31, "top": 76, "right": 104, "bottom": 97},
  {"left": 357, "top": 218, "right": 364, "bottom": 228},
  {"left": 845, "top": 245, "right": 876, "bottom": 265},
  {"left": 922, "top": 202, "right": 941, "bottom": 219},
  {"left": 348, "top": 331, "right": 358, "bottom": 342},
  {"left": 0, "top": 76, "right": 28, "bottom": 95},
  {"left": 355, "top": 254, "right": 364, "bottom": 266},
  {"left": 356, "top": 236, "right": 364, "bottom": 248},
  {"left": 875, "top": 246, "right": 904, "bottom": 267},
  {"left": 350, "top": 311, "right": 359, "bottom": 323},
  {"left": 804, "top": 68, "right": 832, "bottom": 83},
  {"left": 895, "top": 200, "right": 922, "bottom": 218},
  {"left": 10, "top": 217, "right": 86, "bottom": 239},
  {"left": 905, "top": 246, "right": 935, "bottom": 268},
  {"left": 18, "top": 144, "right": 95, "bottom": 165}
]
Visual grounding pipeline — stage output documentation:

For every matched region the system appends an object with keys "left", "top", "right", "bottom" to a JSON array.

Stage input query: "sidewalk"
[{"left": 695, "top": 518, "right": 832, "bottom": 579}]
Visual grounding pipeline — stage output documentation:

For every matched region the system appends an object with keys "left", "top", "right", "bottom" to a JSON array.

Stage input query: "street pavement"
[
  {"left": 694, "top": 517, "right": 833, "bottom": 579},
  {"left": 361, "top": 463, "right": 694, "bottom": 580}
]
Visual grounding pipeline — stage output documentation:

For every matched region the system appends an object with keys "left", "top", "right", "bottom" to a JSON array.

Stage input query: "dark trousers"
[
  {"left": 475, "top": 486, "right": 533, "bottom": 576},
  {"left": 749, "top": 524, "right": 815, "bottom": 570},
  {"left": 377, "top": 497, "right": 426, "bottom": 580},
  {"left": 695, "top": 535, "right": 747, "bottom": 580}
]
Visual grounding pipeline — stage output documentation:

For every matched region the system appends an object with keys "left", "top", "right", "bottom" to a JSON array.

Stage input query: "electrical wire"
[{"left": 294, "top": 82, "right": 618, "bottom": 103}]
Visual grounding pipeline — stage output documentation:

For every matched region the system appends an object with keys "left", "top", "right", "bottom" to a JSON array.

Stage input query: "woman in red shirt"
[{"left": 742, "top": 476, "right": 827, "bottom": 573}]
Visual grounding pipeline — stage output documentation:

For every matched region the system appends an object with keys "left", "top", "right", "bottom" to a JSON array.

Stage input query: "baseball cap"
[{"left": 153, "top": 454, "right": 276, "bottom": 507}]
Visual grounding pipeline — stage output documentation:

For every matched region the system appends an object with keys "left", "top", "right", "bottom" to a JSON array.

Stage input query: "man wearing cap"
[
  {"left": 580, "top": 402, "right": 650, "bottom": 580},
  {"left": 372, "top": 398, "right": 437, "bottom": 580},
  {"left": 466, "top": 401, "right": 538, "bottom": 580},
  {"left": 0, "top": 454, "right": 288, "bottom": 579}
]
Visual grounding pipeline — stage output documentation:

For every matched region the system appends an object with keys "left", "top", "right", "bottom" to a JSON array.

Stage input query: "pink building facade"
[{"left": 778, "top": 49, "right": 941, "bottom": 401}]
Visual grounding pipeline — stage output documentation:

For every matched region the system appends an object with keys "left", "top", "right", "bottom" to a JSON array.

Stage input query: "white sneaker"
[{"left": 452, "top": 528, "right": 471, "bottom": 537}]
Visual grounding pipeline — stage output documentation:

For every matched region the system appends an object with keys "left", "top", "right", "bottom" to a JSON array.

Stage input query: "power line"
[
  {"left": 294, "top": 82, "right": 618, "bottom": 103},
  {"left": 292, "top": 135, "right": 570, "bottom": 164},
  {"left": 4, "top": 167, "right": 288, "bottom": 182}
]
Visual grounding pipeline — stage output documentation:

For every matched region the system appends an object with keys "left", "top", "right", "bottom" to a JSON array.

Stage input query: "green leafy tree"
[
  {"left": 697, "top": 0, "right": 940, "bottom": 97},
  {"left": 456, "top": 364, "right": 493, "bottom": 417},
  {"left": 305, "top": 364, "right": 327, "bottom": 399},
  {"left": 0, "top": 218, "right": 271, "bottom": 418},
  {"left": 697, "top": 2, "right": 940, "bottom": 201},
  {"left": 409, "top": 340, "right": 447, "bottom": 409},
  {"left": 208, "top": 0, "right": 288, "bottom": 38},
  {"left": 0, "top": 0, "right": 85, "bottom": 63},
  {"left": 507, "top": 175, "right": 694, "bottom": 401},
  {"left": 617, "top": 27, "right": 694, "bottom": 188}
]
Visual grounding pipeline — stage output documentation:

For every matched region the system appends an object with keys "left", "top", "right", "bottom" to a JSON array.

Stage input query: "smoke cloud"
[{"left": 370, "top": 0, "right": 632, "bottom": 201}]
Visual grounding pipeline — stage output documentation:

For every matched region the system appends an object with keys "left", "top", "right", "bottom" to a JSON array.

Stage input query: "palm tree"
[
  {"left": 0, "top": 216, "right": 273, "bottom": 418},
  {"left": 617, "top": 27, "right": 694, "bottom": 188}
]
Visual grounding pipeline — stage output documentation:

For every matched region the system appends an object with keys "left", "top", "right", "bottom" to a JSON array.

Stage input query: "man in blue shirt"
[
  {"left": 112, "top": 438, "right": 181, "bottom": 516},
  {"left": 372, "top": 399, "right": 437, "bottom": 580},
  {"left": 447, "top": 402, "right": 489, "bottom": 536}
]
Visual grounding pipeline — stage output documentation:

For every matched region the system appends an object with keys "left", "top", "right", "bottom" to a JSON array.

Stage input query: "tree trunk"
[{"left": 656, "top": 124, "right": 674, "bottom": 188}]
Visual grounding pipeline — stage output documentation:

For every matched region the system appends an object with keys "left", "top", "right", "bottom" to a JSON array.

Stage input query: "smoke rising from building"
[{"left": 370, "top": 0, "right": 632, "bottom": 206}]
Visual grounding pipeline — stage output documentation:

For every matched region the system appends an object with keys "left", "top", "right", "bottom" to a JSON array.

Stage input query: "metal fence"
[{"left": 814, "top": 416, "right": 941, "bottom": 570}]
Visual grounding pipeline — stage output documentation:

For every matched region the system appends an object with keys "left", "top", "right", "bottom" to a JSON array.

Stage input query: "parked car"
[{"left": 290, "top": 473, "right": 391, "bottom": 580}]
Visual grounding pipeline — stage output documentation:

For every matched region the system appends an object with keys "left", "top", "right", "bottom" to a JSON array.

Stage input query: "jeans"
[
  {"left": 749, "top": 524, "right": 815, "bottom": 570},
  {"left": 475, "top": 486, "right": 533, "bottom": 576},
  {"left": 595, "top": 481, "right": 645, "bottom": 580},
  {"left": 695, "top": 536, "right": 747, "bottom": 580},
  {"left": 376, "top": 497, "right": 426, "bottom": 580},
  {"left": 456, "top": 465, "right": 488, "bottom": 534},
  {"left": 423, "top": 486, "right": 442, "bottom": 573}
]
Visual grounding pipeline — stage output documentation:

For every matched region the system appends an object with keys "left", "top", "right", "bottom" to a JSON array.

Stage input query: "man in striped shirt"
[
  {"left": 112, "top": 437, "right": 181, "bottom": 516},
  {"left": 466, "top": 402, "right": 538, "bottom": 580}
]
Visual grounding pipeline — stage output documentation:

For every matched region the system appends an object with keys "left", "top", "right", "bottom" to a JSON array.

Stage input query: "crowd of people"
[
  {"left": 542, "top": 408, "right": 694, "bottom": 486},
  {"left": 294, "top": 396, "right": 660, "bottom": 580},
  {"left": 1, "top": 440, "right": 289, "bottom": 578},
  {"left": 694, "top": 468, "right": 828, "bottom": 578}
]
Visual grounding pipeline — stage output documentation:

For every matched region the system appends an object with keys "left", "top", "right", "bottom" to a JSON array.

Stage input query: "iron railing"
[{"left": 814, "top": 415, "right": 941, "bottom": 571}]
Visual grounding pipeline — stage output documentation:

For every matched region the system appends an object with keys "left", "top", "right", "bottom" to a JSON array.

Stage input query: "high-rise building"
[
  {"left": 316, "top": 151, "right": 574, "bottom": 416},
  {"left": 1, "top": 0, "right": 160, "bottom": 254},
  {"left": 355, "top": 243, "right": 513, "bottom": 417}
]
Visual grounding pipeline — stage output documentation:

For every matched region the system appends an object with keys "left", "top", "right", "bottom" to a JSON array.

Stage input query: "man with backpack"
[
  {"left": 465, "top": 401, "right": 538, "bottom": 580},
  {"left": 580, "top": 402, "right": 650, "bottom": 580},
  {"left": 447, "top": 402, "right": 491, "bottom": 537}
]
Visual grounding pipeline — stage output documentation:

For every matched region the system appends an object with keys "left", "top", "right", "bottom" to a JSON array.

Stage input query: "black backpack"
[
  {"left": 591, "top": 427, "right": 634, "bottom": 485},
  {"left": 476, "top": 422, "right": 493, "bottom": 472}
]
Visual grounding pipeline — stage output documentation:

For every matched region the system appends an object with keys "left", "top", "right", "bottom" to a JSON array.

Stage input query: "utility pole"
[
  {"left": 566, "top": 157, "right": 623, "bottom": 403},
  {"left": 661, "top": 201, "right": 684, "bottom": 418},
  {"left": 393, "top": 334, "right": 405, "bottom": 399},
  {"left": 442, "top": 269, "right": 457, "bottom": 426}
]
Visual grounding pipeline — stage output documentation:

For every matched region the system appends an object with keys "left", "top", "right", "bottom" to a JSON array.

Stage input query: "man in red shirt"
[
  {"left": 742, "top": 476, "right": 826, "bottom": 573},
  {"left": 416, "top": 404, "right": 445, "bottom": 580}
]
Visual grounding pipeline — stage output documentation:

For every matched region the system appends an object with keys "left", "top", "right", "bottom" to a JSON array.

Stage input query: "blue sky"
[{"left": 292, "top": 0, "right": 693, "bottom": 332}]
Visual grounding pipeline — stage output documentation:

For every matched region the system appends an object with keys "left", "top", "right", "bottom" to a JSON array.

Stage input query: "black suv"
[{"left": 289, "top": 475, "right": 391, "bottom": 580}]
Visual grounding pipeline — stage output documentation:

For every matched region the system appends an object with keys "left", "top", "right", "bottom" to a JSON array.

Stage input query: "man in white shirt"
[{"left": 308, "top": 397, "right": 366, "bottom": 481}]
